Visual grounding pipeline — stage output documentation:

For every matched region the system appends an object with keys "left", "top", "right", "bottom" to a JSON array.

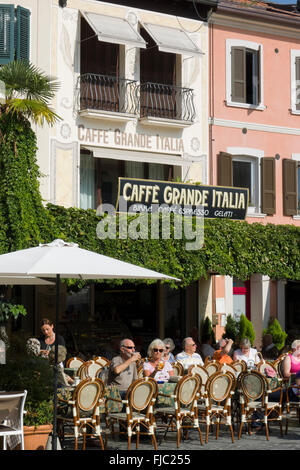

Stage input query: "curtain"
[{"left": 80, "top": 153, "right": 95, "bottom": 209}]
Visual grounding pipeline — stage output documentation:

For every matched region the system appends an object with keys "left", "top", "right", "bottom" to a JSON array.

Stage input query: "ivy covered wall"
[{"left": 0, "top": 115, "right": 299, "bottom": 288}]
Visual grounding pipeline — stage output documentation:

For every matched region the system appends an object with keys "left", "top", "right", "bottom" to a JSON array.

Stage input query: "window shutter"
[
  {"left": 295, "top": 57, "right": 300, "bottom": 111},
  {"left": 231, "top": 47, "right": 246, "bottom": 103},
  {"left": 16, "top": 6, "right": 30, "bottom": 61},
  {"left": 217, "top": 152, "right": 232, "bottom": 186},
  {"left": 261, "top": 157, "right": 276, "bottom": 215},
  {"left": 282, "top": 158, "right": 297, "bottom": 216},
  {"left": 0, "top": 5, "right": 15, "bottom": 65}
]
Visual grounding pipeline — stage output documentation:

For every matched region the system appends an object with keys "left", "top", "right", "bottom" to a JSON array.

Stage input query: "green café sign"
[{"left": 116, "top": 178, "right": 248, "bottom": 220}]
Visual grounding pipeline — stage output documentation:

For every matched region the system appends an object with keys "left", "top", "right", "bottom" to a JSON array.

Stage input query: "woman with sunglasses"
[
  {"left": 143, "top": 339, "right": 174, "bottom": 383},
  {"left": 163, "top": 338, "right": 175, "bottom": 363}
]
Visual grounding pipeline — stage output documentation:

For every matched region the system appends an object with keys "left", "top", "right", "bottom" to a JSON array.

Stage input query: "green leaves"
[
  {"left": 0, "top": 60, "right": 61, "bottom": 127},
  {"left": 0, "top": 301, "right": 27, "bottom": 323}
]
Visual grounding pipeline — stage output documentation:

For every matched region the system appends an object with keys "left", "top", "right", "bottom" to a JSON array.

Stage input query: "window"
[
  {"left": 226, "top": 39, "right": 264, "bottom": 109},
  {"left": 0, "top": 5, "right": 30, "bottom": 64},
  {"left": 291, "top": 50, "right": 300, "bottom": 114},
  {"left": 217, "top": 150, "right": 276, "bottom": 215},
  {"left": 79, "top": 151, "right": 174, "bottom": 209},
  {"left": 283, "top": 157, "right": 299, "bottom": 216}
]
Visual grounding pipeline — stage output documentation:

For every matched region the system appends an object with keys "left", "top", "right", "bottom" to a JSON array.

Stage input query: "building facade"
[
  {"left": 0, "top": 0, "right": 299, "bottom": 353},
  {"left": 209, "top": 0, "right": 300, "bottom": 346}
]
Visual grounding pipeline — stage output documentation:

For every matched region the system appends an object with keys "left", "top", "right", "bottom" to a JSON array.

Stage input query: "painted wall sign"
[
  {"left": 116, "top": 178, "right": 249, "bottom": 220},
  {"left": 78, "top": 125, "right": 185, "bottom": 153}
]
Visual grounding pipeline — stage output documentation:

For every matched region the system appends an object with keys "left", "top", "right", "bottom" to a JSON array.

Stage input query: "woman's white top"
[{"left": 234, "top": 348, "right": 260, "bottom": 366}]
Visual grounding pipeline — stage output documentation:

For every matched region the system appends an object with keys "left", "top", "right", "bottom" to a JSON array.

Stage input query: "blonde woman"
[{"left": 143, "top": 338, "right": 174, "bottom": 383}]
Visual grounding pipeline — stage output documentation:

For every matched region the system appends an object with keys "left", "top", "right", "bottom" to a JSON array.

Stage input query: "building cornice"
[{"left": 211, "top": 1, "right": 300, "bottom": 39}]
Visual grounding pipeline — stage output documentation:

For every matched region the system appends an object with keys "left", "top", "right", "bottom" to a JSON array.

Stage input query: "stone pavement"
[{"left": 63, "top": 419, "right": 300, "bottom": 452}]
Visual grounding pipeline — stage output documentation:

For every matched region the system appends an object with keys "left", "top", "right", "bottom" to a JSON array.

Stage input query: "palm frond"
[
  {"left": 5, "top": 98, "right": 61, "bottom": 126},
  {"left": 0, "top": 60, "right": 60, "bottom": 103}
]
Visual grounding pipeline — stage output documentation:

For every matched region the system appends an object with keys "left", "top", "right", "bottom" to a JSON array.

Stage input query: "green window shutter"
[
  {"left": 16, "top": 6, "right": 30, "bottom": 61},
  {"left": 295, "top": 57, "right": 300, "bottom": 111},
  {"left": 217, "top": 152, "right": 233, "bottom": 186},
  {"left": 282, "top": 158, "right": 297, "bottom": 216},
  {"left": 231, "top": 47, "right": 246, "bottom": 103},
  {"left": 0, "top": 4, "right": 15, "bottom": 65},
  {"left": 261, "top": 157, "right": 276, "bottom": 215}
]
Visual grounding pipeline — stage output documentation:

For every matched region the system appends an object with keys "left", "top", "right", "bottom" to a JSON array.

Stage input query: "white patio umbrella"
[
  {"left": 0, "top": 239, "right": 180, "bottom": 449},
  {"left": 0, "top": 276, "right": 54, "bottom": 285}
]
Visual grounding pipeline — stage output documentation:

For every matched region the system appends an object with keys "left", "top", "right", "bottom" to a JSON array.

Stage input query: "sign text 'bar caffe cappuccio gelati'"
[{"left": 116, "top": 178, "right": 249, "bottom": 220}]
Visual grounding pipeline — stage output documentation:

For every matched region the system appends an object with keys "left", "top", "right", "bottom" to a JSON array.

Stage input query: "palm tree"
[{"left": 0, "top": 60, "right": 61, "bottom": 126}]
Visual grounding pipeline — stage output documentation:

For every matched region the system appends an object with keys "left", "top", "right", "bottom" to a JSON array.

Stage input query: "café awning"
[
  {"left": 81, "top": 11, "right": 147, "bottom": 48},
  {"left": 141, "top": 22, "right": 202, "bottom": 55}
]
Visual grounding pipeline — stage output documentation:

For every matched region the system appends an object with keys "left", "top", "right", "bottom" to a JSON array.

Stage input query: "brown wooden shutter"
[
  {"left": 282, "top": 158, "right": 297, "bottom": 216},
  {"left": 217, "top": 152, "right": 233, "bottom": 186},
  {"left": 261, "top": 157, "right": 276, "bottom": 215},
  {"left": 296, "top": 57, "right": 300, "bottom": 111},
  {"left": 231, "top": 47, "right": 246, "bottom": 103}
]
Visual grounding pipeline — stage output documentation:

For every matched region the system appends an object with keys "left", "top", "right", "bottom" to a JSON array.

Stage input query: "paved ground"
[{"left": 62, "top": 417, "right": 300, "bottom": 453}]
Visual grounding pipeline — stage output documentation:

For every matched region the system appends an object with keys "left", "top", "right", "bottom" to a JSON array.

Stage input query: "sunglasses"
[
  {"left": 153, "top": 348, "right": 164, "bottom": 353},
  {"left": 165, "top": 346, "right": 170, "bottom": 349},
  {"left": 123, "top": 345, "right": 135, "bottom": 350}
]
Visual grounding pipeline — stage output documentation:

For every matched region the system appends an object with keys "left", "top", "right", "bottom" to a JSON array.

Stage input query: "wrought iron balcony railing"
[
  {"left": 78, "top": 73, "right": 138, "bottom": 115},
  {"left": 138, "top": 82, "right": 195, "bottom": 122},
  {"left": 77, "top": 74, "right": 195, "bottom": 123}
]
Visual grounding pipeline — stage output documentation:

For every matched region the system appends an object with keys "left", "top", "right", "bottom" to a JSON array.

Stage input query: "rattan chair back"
[
  {"left": 66, "top": 357, "right": 84, "bottom": 370},
  {"left": 172, "top": 362, "right": 184, "bottom": 377}
]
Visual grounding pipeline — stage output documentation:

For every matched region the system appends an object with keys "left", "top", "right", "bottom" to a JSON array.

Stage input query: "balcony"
[
  {"left": 138, "top": 82, "right": 196, "bottom": 128},
  {"left": 77, "top": 74, "right": 195, "bottom": 128},
  {"left": 77, "top": 73, "right": 138, "bottom": 122}
]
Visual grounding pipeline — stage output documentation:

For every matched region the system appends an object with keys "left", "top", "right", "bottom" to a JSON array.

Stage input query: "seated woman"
[
  {"left": 162, "top": 338, "right": 175, "bottom": 363},
  {"left": 233, "top": 338, "right": 260, "bottom": 368},
  {"left": 143, "top": 339, "right": 174, "bottom": 383},
  {"left": 283, "top": 340, "right": 300, "bottom": 403}
]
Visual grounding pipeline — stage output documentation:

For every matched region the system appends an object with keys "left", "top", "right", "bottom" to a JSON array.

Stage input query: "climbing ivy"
[
  {"left": 0, "top": 116, "right": 298, "bottom": 287},
  {"left": 0, "top": 112, "right": 57, "bottom": 251}
]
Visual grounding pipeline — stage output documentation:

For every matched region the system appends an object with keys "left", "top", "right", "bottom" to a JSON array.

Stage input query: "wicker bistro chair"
[
  {"left": 204, "top": 361, "right": 219, "bottom": 377},
  {"left": 155, "top": 374, "right": 203, "bottom": 448},
  {"left": 93, "top": 356, "right": 110, "bottom": 367},
  {"left": 105, "top": 378, "right": 158, "bottom": 450},
  {"left": 232, "top": 360, "right": 247, "bottom": 375},
  {"left": 218, "top": 362, "right": 239, "bottom": 378},
  {"left": 57, "top": 378, "right": 106, "bottom": 450},
  {"left": 172, "top": 362, "right": 184, "bottom": 377},
  {"left": 66, "top": 357, "right": 85, "bottom": 371},
  {"left": 0, "top": 390, "right": 27, "bottom": 450},
  {"left": 285, "top": 384, "right": 300, "bottom": 434},
  {"left": 202, "top": 371, "right": 235, "bottom": 443},
  {"left": 238, "top": 370, "right": 284, "bottom": 440},
  {"left": 78, "top": 360, "right": 104, "bottom": 380}
]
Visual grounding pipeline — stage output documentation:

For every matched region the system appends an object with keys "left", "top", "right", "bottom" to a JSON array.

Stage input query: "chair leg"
[
  {"left": 265, "top": 422, "right": 270, "bottom": 441},
  {"left": 229, "top": 425, "right": 234, "bottom": 443},
  {"left": 197, "top": 426, "right": 203, "bottom": 446}
]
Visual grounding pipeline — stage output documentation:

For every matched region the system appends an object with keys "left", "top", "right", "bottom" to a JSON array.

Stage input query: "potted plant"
[
  {"left": 0, "top": 332, "right": 54, "bottom": 450},
  {"left": 23, "top": 400, "right": 53, "bottom": 450}
]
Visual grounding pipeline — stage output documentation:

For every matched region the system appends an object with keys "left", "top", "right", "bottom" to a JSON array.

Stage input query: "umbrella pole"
[{"left": 52, "top": 273, "right": 60, "bottom": 450}]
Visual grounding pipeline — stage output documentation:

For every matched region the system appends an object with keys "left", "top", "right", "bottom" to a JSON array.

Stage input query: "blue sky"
[{"left": 270, "top": 0, "right": 296, "bottom": 3}]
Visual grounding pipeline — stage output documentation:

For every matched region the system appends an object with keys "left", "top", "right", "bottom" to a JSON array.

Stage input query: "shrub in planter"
[
  {"left": 237, "top": 315, "right": 256, "bottom": 346},
  {"left": 263, "top": 318, "right": 288, "bottom": 352}
]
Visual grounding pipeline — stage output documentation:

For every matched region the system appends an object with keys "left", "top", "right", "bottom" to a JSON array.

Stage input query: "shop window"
[{"left": 79, "top": 151, "right": 174, "bottom": 209}]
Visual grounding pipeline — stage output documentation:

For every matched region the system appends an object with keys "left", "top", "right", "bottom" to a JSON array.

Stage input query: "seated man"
[
  {"left": 213, "top": 338, "right": 233, "bottom": 364},
  {"left": 107, "top": 338, "right": 141, "bottom": 398},
  {"left": 261, "top": 334, "right": 279, "bottom": 360},
  {"left": 200, "top": 334, "right": 215, "bottom": 361},
  {"left": 175, "top": 337, "right": 204, "bottom": 371}
]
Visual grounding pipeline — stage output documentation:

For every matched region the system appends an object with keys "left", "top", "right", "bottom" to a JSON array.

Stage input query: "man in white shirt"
[{"left": 175, "top": 337, "right": 204, "bottom": 371}]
